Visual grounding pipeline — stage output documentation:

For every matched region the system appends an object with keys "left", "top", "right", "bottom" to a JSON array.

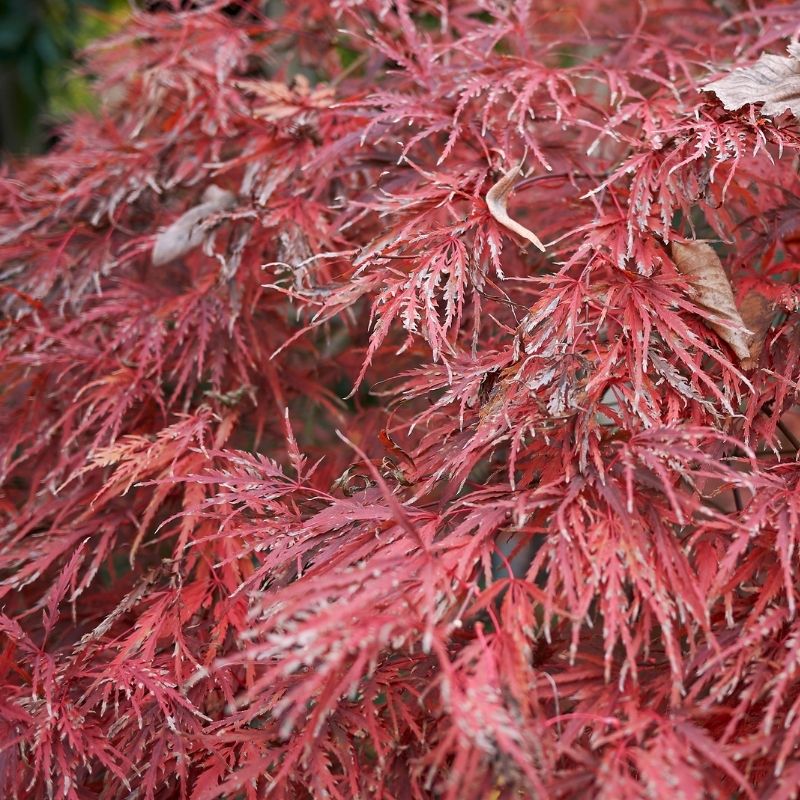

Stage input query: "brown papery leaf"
[
  {"left": 704, "top": 43, "right": 800, "bottom": 117},
  {"left": 739, "top": 290, "right": 773, "bottom": 369},
  {"left": 485, "top": 164, "right": 546, "bottom": 252},
  {"left": 152, "top": 185, "right": 236, "bottom": 266},
  {"left": 671, "top": 241, "right": 752, "bottom": 364}
]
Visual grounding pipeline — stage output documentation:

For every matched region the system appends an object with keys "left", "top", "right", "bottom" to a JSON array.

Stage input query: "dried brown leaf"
[
  {"left": 485, "top": 164, "right": 546, "bottom": 252},
  {"left": 152, "top": 185, "right": 236, "bottom": 266},
  {"left": 671, "top": 241, "right": 752, "bottom": 363},
  {"left": 704, "top": 44, "right": 800, "bottom": 117},
  {"left": 739, "top": 290, "right": 773, "bottom": 369}
]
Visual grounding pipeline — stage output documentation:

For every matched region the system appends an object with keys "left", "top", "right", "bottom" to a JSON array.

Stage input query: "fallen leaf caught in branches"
[
  {"left": 704, "top": 43, "right": 800, "bottom": 117},
  {"left": 486, "top": 164, "right": 546, "bottom": 252},
  {"left": 739, "top": 290, "right": 773, "bottom": 369},
  {"left": 671, "top": 241, "right": 752, "bottom": 363},
  {"left": 152, "top": 185, "right": 236, "bottom": 266}
]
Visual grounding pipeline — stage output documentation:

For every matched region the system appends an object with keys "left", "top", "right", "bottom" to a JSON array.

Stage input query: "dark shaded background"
[{"left": 0, "top": 0, "right": 121, "bottom": 154}]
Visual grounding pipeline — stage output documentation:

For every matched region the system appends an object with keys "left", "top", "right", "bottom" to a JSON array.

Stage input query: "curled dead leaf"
[
  {"left": 152, "top": 185, "right": 236, "bottom": 266},
  {"left": 739, "top": 290, "right": 773, "bottom": 369},
  {"left": 704, "top": 43, "right": 800, "bottom": 118},
  {"left": 670, "top": 241, "right": 752, "bottom": 364},
  {"left": 378, "top": 429, "right": 416, "bottom": 486},
  {"left": 330, "top": 466, "right": 376, "bottom": 497},
  {"left": 485, "top": 163, "right": 546, "bottom": 252}
]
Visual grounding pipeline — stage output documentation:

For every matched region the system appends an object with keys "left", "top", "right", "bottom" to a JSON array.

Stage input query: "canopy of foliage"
[{"left": 2, "top": 1, "right": 800, "bottom": 798}]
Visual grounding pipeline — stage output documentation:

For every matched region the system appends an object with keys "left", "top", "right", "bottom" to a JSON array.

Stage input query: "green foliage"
[{"left": 0, "top": 0, "right": 127, "bottom": 153}]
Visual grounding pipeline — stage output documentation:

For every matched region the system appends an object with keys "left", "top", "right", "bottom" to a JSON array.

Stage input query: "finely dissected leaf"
[
  {"left": 235, "top": 75, "right": 335, "bottom": 120},
  {"left": 152, "top": 185, "right": 236, "bottom": 266},
  {"left": 670, "top": 241, "right": 752, "bottom": 363},
  {"left": 3, "top": 4, "right": 800, "bottom": 799},
  {"left": 485, "top": 164, "right": 546, "bottom": 252},
  {"left": 704, "top": 44, "right": 800, "bottom": 117}
]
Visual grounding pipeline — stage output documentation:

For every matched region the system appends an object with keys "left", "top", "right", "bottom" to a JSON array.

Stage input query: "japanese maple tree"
[{"left": 3, "top": 1, "right": 800, "bottom": 797}]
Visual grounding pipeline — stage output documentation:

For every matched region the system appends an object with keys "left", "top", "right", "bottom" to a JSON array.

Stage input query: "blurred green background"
[{"left": 0, "top": 0, "right": 129, "bottom": 154}]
